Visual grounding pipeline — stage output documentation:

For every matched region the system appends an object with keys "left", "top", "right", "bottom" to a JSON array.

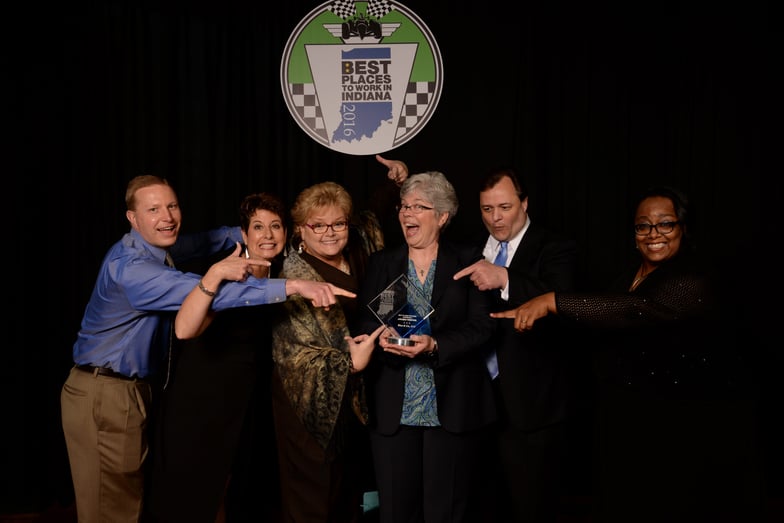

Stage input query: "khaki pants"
[{"left": 61, "top": 366, "right": 153, "bottom": 523}]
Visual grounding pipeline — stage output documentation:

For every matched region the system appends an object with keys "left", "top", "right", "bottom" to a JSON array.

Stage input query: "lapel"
[
  {"left": 509, "top": 222, "right": 543, "bottom": 269},
  {"left": 432, "top": 241, "right": 459, "bottom": 307},
  {"left": 383, "top": 246, "right": 409, "bottom": 278}
]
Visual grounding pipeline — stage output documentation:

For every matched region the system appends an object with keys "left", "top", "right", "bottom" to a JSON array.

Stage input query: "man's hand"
[
  {"left": 376, "top": 154, "right": 408, "bottom": 186},
  {"left": 285, "top": 279, "right": 357, "bottom": 309},
  {"left": 202, "top": 242, "right": 270, "bottom": 289},
  {"left": 453, "top": 259, "right": 507, "bottom": 291}
]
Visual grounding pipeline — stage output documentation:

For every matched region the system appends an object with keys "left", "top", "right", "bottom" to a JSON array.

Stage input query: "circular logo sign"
[{"left": 280, "top": 1, "right": 444, "bottom": 155}]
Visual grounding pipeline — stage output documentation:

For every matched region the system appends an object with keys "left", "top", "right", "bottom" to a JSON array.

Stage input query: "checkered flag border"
[
  {"left": 328, "top": 0, "right": 356, "bottom": 20},
  {"left": 329, "top": 0, "right": 395, "bottom": 21},
  {"left": 288, "top": 80, "right": 436, "bottom": 144},
  {"left": 288, "top": 83, "right": 328, "bottom": 141},
  {"left": 396, "top": 81, "right": 436, "bottom": 138},
  {"left": 367, "top": 0, "right": 394, "bottom": 19}
]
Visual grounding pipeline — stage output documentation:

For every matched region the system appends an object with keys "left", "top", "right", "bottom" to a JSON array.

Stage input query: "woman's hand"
[
  {"left": 489, "top": 291, "right": 557, "bottom": 332},
  {"left": 346, "top": 324, "right": 385, "bottom": 372},
  {"left": 378, "top": 331, "right": 437, "bottom": 358}
]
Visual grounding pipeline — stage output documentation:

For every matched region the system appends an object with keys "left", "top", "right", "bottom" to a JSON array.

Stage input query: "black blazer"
[
  {"left": 491, "top": 222, "right": 579, "bottom": 431},
  {"left": 355, "top": 240, "right": 498, "bottom": 435}
]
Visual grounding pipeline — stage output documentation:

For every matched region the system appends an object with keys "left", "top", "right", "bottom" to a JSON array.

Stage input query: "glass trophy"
[{"left": 367, "top": 274, "right": 435, "bottom": 347}]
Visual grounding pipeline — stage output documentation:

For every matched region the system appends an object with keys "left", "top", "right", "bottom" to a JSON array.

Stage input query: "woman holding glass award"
[{"left": 354, "top": 171, "right": 498, "bottom": 523}]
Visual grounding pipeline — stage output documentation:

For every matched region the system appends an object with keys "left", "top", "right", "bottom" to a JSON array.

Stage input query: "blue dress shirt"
[{"left": 72, "top": 227, "right": 287, "bottom": 378}]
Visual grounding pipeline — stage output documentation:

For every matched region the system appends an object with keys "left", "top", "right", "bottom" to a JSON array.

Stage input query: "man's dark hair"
[{"left": 478, "top": 167, "right": 529, "bottom": 201}]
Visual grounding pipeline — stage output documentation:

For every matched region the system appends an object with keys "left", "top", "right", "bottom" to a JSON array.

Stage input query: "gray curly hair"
[{"left": 400, "top": 171, "right": 458, "bottom": 228}]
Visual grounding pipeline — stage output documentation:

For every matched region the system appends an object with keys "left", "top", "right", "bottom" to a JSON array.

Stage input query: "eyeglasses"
[
  {"left": 634, "top": 221, "right": 680, "bottom": 235},
  {"left": 304, "top": 221, "right": 348, "bottom": 234},
  {"left": 396, "top": 204, "right": 434, "bottom": 214}
]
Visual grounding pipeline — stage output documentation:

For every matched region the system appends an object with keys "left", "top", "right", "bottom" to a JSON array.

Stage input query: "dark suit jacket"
[
  {"left": 354, "top": 240, "right": 498, "bottom": 435},
  {"left": 491, "top": 222, "right": 579, "bottom": 432}
]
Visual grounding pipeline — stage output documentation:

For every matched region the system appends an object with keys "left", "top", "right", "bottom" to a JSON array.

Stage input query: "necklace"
[
  {"left": 630, "top": 266, "right": 651, "bottom": 291},
  {"left": 413, "top": 260, "right": 433, "bottom": 277},
  {"left": 410, "top": 248, "right": 437, "bottom": 279}
]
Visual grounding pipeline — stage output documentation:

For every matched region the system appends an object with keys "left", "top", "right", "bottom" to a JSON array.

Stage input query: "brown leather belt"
[{"left": 75, "top": 364, "right": 143, "bottom": 381}]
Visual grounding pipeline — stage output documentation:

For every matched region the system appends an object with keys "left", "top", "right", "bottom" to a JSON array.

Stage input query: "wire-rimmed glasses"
[
  {"left": 396, "top": 204, "right": 434, "bottom": 214},
  {"left": 304, "top": 221, "right": 348, "bottom": 234}
]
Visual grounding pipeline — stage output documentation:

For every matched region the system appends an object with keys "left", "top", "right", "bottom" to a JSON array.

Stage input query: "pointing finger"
[
  {"left": 453, "top": 264, "right": 478, "bottom": 280},
  {"left": 489, "top": 310, "right": 517, "bottom": 319},
  {"left": 329, "top": 284, "right": 357, "bottom": 299}
]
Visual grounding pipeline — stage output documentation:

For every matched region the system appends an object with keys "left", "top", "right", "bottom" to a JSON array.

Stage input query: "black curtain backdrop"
[{"left": 7, "top": 0, "right": 779, "bottom": 514}]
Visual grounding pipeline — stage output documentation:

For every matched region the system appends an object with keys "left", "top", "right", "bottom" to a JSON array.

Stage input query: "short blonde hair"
[
  {"left": 125, "top": 175, "right": 170, "bottom": 210},
  {"left": 290, "top": 181, "right": 353, "bottom": 226}
]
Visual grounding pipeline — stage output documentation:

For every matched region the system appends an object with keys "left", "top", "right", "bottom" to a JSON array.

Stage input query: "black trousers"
[
  {"left": 145, "top": 341, "right": 277, "bottom": 523},
  {"left": 370, "top": 424, "right": 490, "bottom": 523},
  {"left": 485, "top": 374, "right": 567, "bottom": 523}
]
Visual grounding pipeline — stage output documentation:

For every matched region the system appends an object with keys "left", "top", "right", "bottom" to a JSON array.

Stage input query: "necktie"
[
  {"left": 163, "top": 253, "right": 175, "bottom": 388},
  {"left": 486, "top": 241, "right": 508, "bottom": 380},
  {"left": 494, "top": 241, "right": 508, "bottom": 267}
]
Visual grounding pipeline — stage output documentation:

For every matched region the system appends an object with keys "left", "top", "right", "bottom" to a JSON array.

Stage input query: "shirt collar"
[
  {"left": 129, "top": 228, "right": 170, "bottom": 265},
  {"left": 484, "top": 215, "right": 530, "bottom": 262}
]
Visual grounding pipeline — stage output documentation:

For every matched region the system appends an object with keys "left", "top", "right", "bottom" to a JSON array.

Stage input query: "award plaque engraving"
[{"left": 367, "top": 274, "right": 435, "bottom": 347}]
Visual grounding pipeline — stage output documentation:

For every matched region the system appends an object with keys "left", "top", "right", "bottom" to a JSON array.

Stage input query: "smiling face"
[
  {"left": 634, "top": 195, "right": 683, "bottom": 268},
  {"left": 398, "top": 189, "right": 447, "bottom": 249},
  {"left": 242, "top": 209, "right": 286, "bottom": 261},
  {"left": 298, "top": 204, "right": 349, "bottom": 263},
  {"left": 125, "top": 184, "right": 181, "bottom": 249}
]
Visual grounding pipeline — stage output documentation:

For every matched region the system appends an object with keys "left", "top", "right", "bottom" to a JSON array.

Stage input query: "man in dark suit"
[{"left": 454, "top": 167, "right": 579, "bottom": 522}]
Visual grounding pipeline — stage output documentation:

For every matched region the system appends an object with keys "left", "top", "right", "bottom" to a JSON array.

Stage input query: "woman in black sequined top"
[{"left": 492, "top": 185, "right": 763, "bottom": 523}]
